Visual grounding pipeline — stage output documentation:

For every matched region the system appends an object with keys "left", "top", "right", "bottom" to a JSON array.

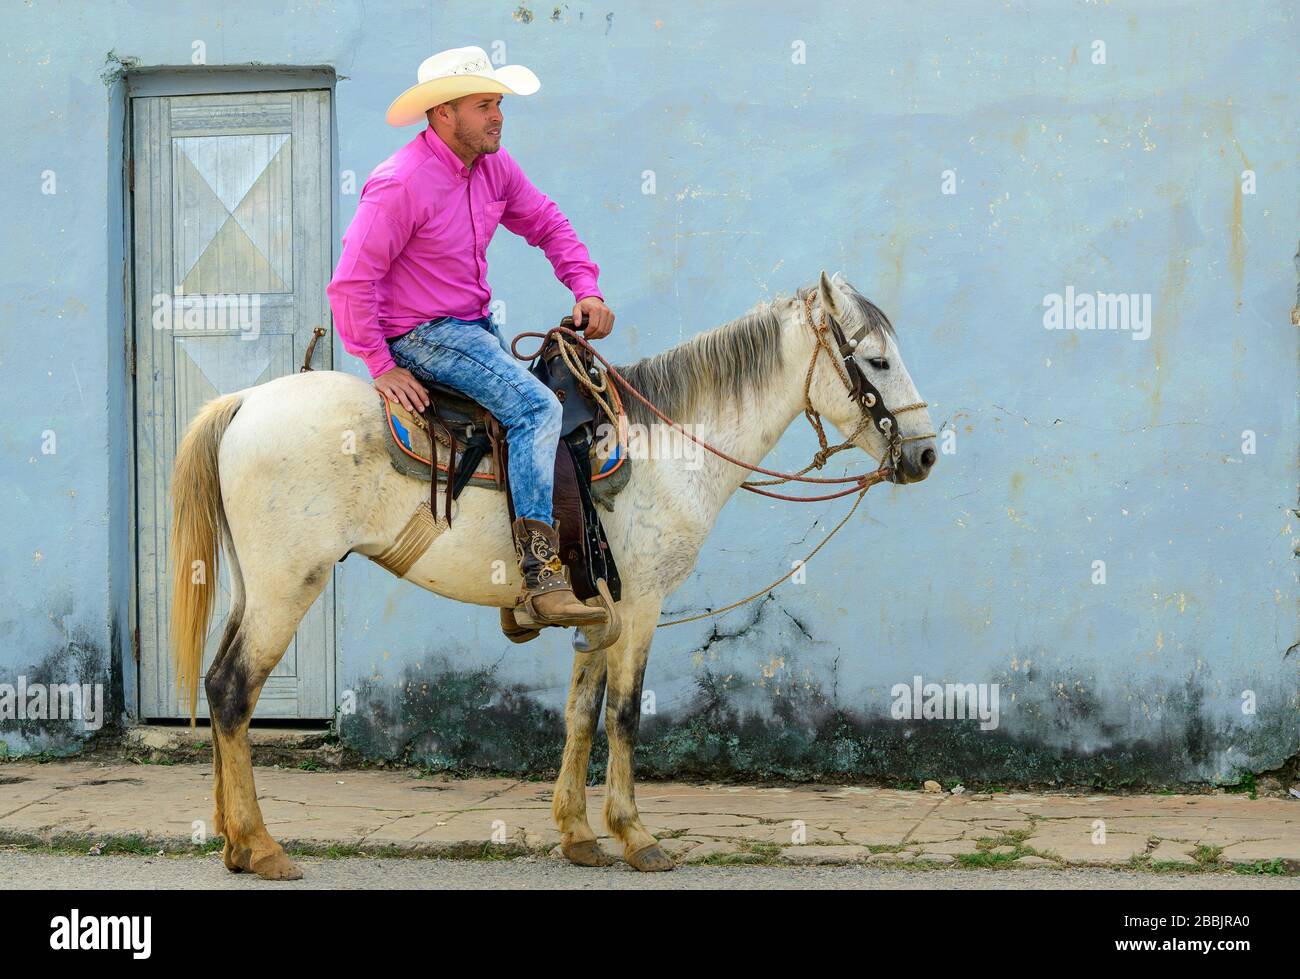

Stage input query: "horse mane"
[
  {"left": 614, "top": 278, "right": 896, "bottom": 428},
  {"left": 614, "top": 300, "right": 785, "bottom": 428}
]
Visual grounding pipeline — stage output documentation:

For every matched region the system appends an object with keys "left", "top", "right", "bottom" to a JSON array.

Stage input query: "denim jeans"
[{"left": 387, "top": 314, "right": 561, "bottom": 524}]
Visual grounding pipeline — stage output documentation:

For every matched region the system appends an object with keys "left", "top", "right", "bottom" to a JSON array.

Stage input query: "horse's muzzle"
[{"left": 892, "top": 443, "right": 936, "bottom": 485}]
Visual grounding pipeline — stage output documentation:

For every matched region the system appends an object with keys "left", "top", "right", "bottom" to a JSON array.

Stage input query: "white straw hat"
[{"left": 386, "top": 46, "right": 541, "bottom": 127}]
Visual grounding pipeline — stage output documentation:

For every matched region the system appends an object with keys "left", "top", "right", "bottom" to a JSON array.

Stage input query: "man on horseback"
[{"left": 326, "top": 46, "right": 613, "bottom": 628}]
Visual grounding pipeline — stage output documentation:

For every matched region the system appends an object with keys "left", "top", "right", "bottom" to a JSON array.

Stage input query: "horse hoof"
[
  {"left": 562, "top": 838, "right": 616, "bottom": 867},
  {"left": 221, "top": 841, "right": 247, "bottom": 873},
  {"left": 625, "top": 843, "right": 674, "bottom": 873},
  {"left": 251, "top": 849, "right": 303, "bottom": 881}
]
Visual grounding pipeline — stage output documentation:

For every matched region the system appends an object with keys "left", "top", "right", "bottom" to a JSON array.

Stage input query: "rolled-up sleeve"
[
  {"left": 499, "top": 151, "right": 603, "bottom": 303},
  {"left": 326, "top": 177, "right": 415, "bottom": 378}
]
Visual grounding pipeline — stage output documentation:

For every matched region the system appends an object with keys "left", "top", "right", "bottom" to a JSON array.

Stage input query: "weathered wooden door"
[{"left": 133, "top": 90, "right": 335, "bottom": 719}]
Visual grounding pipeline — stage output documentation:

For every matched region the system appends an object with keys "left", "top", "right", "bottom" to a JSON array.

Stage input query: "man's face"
[{"left": 446, "top": 93, "right": 504, "bottom": 155}]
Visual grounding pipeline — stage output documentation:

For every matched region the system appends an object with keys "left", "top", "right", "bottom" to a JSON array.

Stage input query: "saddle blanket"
[{"left": 378, "top": 393, "right": 628, "bottom": 490}]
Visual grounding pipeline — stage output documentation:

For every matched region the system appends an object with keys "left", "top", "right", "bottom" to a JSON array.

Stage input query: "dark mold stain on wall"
[
  {"left": 341, "top": 646, "right": 1299, "bottom": 788},
  {"left": 343, "top": 660, "right": 568, "bottom": 774},
  {"left": 0, "top": 632, "right": 110, "bottom": 755}
]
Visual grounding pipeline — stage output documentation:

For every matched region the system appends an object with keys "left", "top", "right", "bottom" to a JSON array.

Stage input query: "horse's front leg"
[
  {"left": 600, "top": 605, "right": 672, "bottom": 872},
  {"left": 552, "top": 644, "right": 613, "bottom": 866}
]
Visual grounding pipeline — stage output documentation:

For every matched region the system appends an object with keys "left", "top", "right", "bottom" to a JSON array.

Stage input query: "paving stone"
[
  {"left": 1101, "top": 817, "right": 1263, "bottom": 844},
  {"left": 906, "top": 817, "right": 983, "bottom": 843},
  {"left": 680, "top": 840, "right": 742, "bottom": 863},
  {"left": 655, "top": 820, "right": 842, "bottom": 845},
  {"left": 1024, "top": 831, "right": 1148, "bottom": 864},
  {"left": 868, "top": 850, "right": 915, "bottom": 864},
  {"left": 646, "top": 813, "right": 762, "bottom": 832},
  {"left": 778, "top": 845, "right": 869, "bottom": 865},
  {"left": 0, "top": 765, "right": 114, "bottom": 811},
  {"left": 1220, "top": 839, "right": 1300, "bottom": 862},
  {"left": 967, "top": 819, "right": 1035, "bottom": 833},
  {"left": 1014, "top": 856, "right": 1057, "bottom": 867},
  {"left": 1147, "top": 841, "right": 1198, "bottom": 865},
  {"left": 913, "top": 852, "right": 957, "bottom": 864},
  {"left": 656, "top": 837, "right": 700, "bottom": 859},
  {"left": 839, "top": 820, "right": 916, "bottom": 847},
  {"left": 915, "top": 839, "right": 982, "bottom": 856}
]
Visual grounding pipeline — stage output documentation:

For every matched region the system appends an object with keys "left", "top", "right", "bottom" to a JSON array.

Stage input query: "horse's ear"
[{"left": 818, "top": 269, "right": 844, "bottom": 320}]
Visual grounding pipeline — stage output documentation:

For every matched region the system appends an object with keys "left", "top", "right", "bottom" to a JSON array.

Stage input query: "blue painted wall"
[{"left": 0, "top": 1, "right": 1294, "bottom": 782}]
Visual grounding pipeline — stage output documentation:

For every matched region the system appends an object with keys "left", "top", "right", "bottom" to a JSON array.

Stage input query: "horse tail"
[{"left": 170, "top": 392, "right": 244, "bottom": 726}]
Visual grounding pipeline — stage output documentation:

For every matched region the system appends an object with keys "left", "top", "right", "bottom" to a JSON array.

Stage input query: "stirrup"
[{"left": 572, "top": 579, "right": 622, "bottom": 653}]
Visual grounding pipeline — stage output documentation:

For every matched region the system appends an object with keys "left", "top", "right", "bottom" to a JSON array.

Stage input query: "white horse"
[{"left": 170, "top": 271, "right": 936, "bottom": 879}]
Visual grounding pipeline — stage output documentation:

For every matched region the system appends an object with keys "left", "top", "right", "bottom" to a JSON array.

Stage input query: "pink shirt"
[{"left": 326, "top": 127, "right": 603, "bottom": 378}]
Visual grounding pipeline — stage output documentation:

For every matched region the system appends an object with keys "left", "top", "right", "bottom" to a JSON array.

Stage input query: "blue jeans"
[{"left": 387, "top": 314, "right": 561, "bottom": 524}]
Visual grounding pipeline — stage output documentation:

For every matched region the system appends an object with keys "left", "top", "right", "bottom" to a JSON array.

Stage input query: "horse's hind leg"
[
  {"left": 209, "top": 606, "right": 243, "bottom": 844},
  {"left": 552, "top": 647, "right": 612, "bottom": 866},
  {"left": 209, "top": 519, "right": 243, "bottom": 846},
  {"left": 207, "top": 565, "right": 332, "bottom": 880}
]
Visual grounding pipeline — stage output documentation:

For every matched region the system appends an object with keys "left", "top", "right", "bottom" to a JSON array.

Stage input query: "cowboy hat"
[{"left": 386, "top": 46, "right": 541, "bottom": 127}]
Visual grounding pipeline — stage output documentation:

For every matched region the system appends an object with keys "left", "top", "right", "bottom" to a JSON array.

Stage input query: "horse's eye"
[{"left": 868, "top": 357, "right": 890, "bottom": 371}]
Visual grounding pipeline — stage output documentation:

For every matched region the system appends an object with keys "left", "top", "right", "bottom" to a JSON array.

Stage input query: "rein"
[{"left": 510, "top": 294, "right": 934, "bottom": 626}]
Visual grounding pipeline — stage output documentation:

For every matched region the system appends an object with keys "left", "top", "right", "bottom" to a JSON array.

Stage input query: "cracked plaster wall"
[{"left": 0, "top": 3, "right": 1295, "bottom": 780}]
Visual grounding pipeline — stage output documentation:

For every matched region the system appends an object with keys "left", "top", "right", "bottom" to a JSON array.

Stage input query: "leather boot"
[{"left": 512, "top": 517, "right": 609, "bottom": 627}]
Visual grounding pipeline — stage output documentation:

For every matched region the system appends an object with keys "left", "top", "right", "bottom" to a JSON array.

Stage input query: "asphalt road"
[{"left": 3, "top": 851, "right": 1298, "bottom": 889}]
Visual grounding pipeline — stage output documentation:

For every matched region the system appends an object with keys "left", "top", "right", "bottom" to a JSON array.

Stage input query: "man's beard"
[{"left": 454, "top": 119, "right": 500, "bottom": 155}]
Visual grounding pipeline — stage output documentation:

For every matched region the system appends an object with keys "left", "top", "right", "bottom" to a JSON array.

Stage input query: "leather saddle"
[{"left": 380, "top": 317, "right": 630, "bottom": 608}]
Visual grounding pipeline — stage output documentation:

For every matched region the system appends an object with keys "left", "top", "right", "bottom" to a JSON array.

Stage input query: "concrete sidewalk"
[{"left": 1, "top": 761, "right": 1297, "bottom": 871}]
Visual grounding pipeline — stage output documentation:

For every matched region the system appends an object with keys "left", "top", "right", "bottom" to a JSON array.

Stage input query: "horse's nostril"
[{"left": 920, "top": 448, "right": 936, "bottom": 469}]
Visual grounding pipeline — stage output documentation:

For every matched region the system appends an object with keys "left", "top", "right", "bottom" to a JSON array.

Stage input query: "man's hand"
[
  {"left": 572, "top": 296, "right": 615, "bottom": 340},
  {"left": 374, "top": 365, "right": 429, "bottom": 413}
]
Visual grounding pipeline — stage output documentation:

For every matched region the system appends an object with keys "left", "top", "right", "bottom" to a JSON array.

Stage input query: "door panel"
[{"left": 133, "top": 90, "right": 334, "bottom": 719}]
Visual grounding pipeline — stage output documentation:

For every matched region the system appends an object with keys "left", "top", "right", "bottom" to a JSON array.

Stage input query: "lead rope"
[{"left": 654, "top": 480, "right": 872, "bottom": 626}]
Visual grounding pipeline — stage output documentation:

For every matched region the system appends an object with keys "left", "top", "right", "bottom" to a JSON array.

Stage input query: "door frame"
[{"left": 122, "top": 67, "right": 338, "bottom": 724}]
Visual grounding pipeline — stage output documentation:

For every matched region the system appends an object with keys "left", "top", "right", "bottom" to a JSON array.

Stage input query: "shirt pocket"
[{"left": 484, "top": 198, "right": 508, "bottom": 234}]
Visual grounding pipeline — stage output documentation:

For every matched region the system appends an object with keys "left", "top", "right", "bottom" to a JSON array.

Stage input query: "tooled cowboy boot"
[{"left": 511, "top": 517, "right": 609, "bottom": 628}]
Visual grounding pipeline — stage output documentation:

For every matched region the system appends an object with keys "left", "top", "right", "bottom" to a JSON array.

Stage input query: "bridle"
[
  {"left": 815, "top": 292, "right": 933, "bottom": 457},
  {"left": 740, "top": 291, "right": 934, "bottom": 497}
]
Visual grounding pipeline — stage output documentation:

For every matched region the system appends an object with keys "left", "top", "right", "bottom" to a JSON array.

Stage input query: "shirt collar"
[{"left": 423, "top": 126, "right": 473, "bottom": 179}]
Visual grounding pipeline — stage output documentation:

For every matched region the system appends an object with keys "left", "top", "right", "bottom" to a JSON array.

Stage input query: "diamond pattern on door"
[
  {"left": 173, "top": 133, "right": 293, "bottom": 294},
  {"left": 175, "top": 334, "right": 279, "bottom": 397}
]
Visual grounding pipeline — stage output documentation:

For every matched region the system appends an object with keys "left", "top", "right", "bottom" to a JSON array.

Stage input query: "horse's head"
[{"left": 799, "top": 271, "right": 937, "bottom": 484}]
